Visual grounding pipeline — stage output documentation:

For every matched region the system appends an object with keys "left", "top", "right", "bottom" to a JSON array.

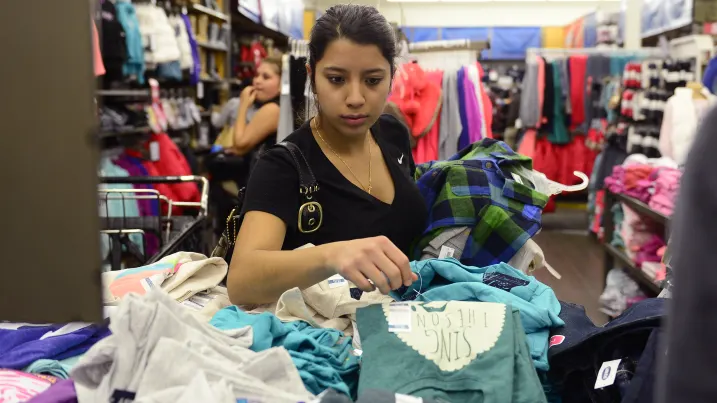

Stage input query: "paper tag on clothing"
[
  {"left": 438, "top": 246, "right": 455, "bottom": 259},
  {"left": 197, "top": 82, "right": 204, "bottom": 99},
  {"left": 181, "top": 299, "right": 204, "bottom": 311},
  {"left": 140, "top": 272, "right": 169, "bottom": 293},
  {"left": 149, "top": 141, "right": 160, "bottom": 162},
  {"left": 327, "top": 274, "right": 347, "bottom": 289},
  {"left": 594, "top": 359, "right": 622, "bottom": 389},
  {"left": 388, "top": 303, "right": 412, "bottom": 333},
  {"left": 396, "top": 394, "right": 423, "bottom": 403}
]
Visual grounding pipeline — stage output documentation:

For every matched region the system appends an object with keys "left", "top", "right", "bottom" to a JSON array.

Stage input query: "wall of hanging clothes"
[{"left": 382, "top": 41, "right": 493, "bottom": 165}]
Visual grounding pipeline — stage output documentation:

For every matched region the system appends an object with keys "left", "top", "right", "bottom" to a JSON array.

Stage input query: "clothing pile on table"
[
  {"left": 3, "top": 141, "right": 669, "bottom": 402},
  {"left": 385, "top": 62, "right": 494, "bottom": 164}
]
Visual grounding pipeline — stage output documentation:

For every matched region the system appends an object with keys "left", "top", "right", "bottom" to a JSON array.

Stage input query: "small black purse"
[{"left": 210, "top": 141, "right": 323, "bottom": 263}]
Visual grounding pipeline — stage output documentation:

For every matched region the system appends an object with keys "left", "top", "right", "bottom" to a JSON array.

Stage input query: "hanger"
[
  {"left": 686, "top": 81, "right": 708, "bottom": 100},
  {"left": 511, "top": 168, "right": 589, "bottom": 195}
]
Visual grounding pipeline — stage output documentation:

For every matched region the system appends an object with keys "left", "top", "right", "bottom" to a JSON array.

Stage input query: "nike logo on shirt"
[{"left": 398, "top": 154, "right": 404, "bottom": 164}]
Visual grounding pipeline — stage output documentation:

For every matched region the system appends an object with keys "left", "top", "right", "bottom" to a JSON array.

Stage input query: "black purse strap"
[
  {"left": 275, "top": 141, "right": 322, "bottom": 234},
  {"left": 211, "top": 141, "right": 322, "bottom": 260}
]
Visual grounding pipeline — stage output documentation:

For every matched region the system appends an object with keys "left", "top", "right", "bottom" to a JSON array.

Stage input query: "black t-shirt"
[{"left": 242, "top": 114, "right": 428, "bottom": 255}]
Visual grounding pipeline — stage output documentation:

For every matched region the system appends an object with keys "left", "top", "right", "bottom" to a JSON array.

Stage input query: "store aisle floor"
[{"left": 533, "top": 208, "right": 609, "bottom": 325}]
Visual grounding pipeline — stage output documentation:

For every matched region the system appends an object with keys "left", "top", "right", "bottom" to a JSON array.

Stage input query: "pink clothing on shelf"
[
  {"left": 92, "top": 21, "right": 105, "bottom": 76},
  {"left": 413, "top": 70, "right": 443, "bottom": 164}
]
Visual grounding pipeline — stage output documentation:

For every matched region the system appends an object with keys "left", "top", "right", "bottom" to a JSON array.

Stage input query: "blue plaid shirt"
[{"left": 414, "top": 139, "right": 549, "bottom": 267}]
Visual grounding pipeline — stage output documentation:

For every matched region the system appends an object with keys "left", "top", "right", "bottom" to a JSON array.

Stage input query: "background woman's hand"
[
  {"left": 323, "top": 236, "right": 417, "bottom": 294},
  {"left": 240, "top": 86, "right": 257, "bottom": 105}
]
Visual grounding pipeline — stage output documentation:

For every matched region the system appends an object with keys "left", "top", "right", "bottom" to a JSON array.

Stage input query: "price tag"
[
  {"left": 438, "top": 246, "right": 455, "bottom": 259},
  {"left": 197, "top": 82, "right": 204, "bottom": 99},
  {"left": 149, "top": 141, "right": 160, "bottom": 162},
  {"left": 396, "top": 394, "right": 423, "bottom": 403},
  {"left": 594, "top": 359, "right": 621, "bottom": 389},
  {"left": 388, "top": 303, "right": 412, "bottom": 333},
  {"left": 327, "top": 274, "right": 347, "bottom": 289}
]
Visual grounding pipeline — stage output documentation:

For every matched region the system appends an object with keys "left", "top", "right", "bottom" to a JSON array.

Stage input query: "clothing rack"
[
  {"left": 289, "top": 38, "right": 308, "bottom": 58},
  {"left": 525, "top": 47, "right": 666, "bottom": 62},
  {"left": 408, "top": 39, "right": 490, "bottom": 71},
  {"left": 408, "top": 39, "right": 490, "bottom": 54}
]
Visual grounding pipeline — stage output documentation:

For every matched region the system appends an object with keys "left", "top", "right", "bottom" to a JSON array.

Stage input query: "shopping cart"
[{"left": 98, "top": 175, "right": 210, "bottom": 271}]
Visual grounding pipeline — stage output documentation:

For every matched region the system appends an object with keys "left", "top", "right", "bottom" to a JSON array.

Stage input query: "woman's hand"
[
  {"left": 240, "top": 86, "right": 257, "bottom": 105},
  {"left": 323, "top": 236, "right": 417, "bottom": 294}
]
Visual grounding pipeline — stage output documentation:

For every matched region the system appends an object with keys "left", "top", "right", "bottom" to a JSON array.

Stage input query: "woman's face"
[
  {"left": 313, "top": 38, "right": 391, "bottom": 137},
  {"left": 253, "top": 62, "right": 281, "bottom": 102}
]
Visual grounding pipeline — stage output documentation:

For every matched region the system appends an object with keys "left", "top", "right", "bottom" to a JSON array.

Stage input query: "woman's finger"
[
  {"left": 343, "top": 268, "right": 375, "bottom": 292},
  {"left": 358, "top": 262, "right": 391, "bottom": 295},
  {"left": 368, "top": 248, "right": 403, "bottom": 290},
  {"left": 379, "top": 238, "right": 414, "bottom": 286}
]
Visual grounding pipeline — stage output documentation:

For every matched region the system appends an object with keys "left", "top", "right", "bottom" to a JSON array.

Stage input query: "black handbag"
[{"left": 210, "top": 141, "right": 323, "bottom": 263}]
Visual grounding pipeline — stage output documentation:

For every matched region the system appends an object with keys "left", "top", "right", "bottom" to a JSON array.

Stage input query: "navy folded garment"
[{"left": 0, "top": 322, "right": 111, "bottom": 369}]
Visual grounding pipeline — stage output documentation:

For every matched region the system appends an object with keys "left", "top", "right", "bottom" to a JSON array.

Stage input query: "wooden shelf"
[
  {"left": 190, "top": 4, "right": 229, "bottom": 22},
  {"left": 604, "top": 244, "right": 661, "bottom": 295}
]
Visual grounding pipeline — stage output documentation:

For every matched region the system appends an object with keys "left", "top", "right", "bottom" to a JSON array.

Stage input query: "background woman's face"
[
  {"left": 313, "top": 38, "right": 391, "bottom": 136},
  {"left": 253, "top": 62, "right": 281, "bottom": 102}
]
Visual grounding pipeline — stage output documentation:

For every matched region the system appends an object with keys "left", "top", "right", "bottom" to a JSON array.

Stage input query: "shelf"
[
  {"left": 98, "top": 126, "right": 151, "bottom": 140},
  {"left": 231, "top": 11, "right": 289, "bottom": 48},
  {"left": 604, "top": 244, "right": 661, "bottom": 295},
  {"left": 610, "top": 191, "right": 670, "bottom": 225},
  {"left": 190, "top": 4, "right": 229, "bottom": 22},
  {"left": 96, "top": 89, "right": 150, "bottom": 97},
  {"left": 197, "top": 41, "right": 228, "bottom": 52}
]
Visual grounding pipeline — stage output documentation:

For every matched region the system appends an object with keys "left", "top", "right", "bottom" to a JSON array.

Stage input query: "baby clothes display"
[{"left": 356, "top": 301, "right": 546, "bottom": 402}]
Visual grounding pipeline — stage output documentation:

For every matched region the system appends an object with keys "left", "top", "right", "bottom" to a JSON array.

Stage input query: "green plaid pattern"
[{"left": 414, "top": 139, "right": 549, "bottom": 266}]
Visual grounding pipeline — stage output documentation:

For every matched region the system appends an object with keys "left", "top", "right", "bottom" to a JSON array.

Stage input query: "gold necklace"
[{"left": 313, "top": 119, "right": 373, "bottom": 194}]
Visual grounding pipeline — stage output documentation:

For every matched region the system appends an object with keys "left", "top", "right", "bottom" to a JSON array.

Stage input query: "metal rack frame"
[{"left": 99, "top": 175, "right": 210, "bottom": 270}]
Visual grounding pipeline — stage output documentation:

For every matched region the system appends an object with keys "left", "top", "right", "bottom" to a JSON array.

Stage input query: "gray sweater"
[{"left": 519, "top": 61, "right": 540, "bottom": 128}]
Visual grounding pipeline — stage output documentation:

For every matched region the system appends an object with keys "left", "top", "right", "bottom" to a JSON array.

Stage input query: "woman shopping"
[{"left": 227, "top": 4, "right": 427, "bottom": 305}]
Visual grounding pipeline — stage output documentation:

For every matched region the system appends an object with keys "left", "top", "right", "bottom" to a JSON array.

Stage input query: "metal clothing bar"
[
  {"left": 409, "top": 39, "right": 490, "bottom": 54},
  {"left": 525, "top": 47, "right": 666, "bottom": 62}
]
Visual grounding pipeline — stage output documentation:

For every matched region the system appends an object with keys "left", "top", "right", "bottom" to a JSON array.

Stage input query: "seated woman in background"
[{"left": 228, "top": 55, "right": 282, "bottom": 157}]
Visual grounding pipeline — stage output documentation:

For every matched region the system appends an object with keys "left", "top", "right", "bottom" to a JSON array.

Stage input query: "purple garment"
[
  {"left": 113, "top": 156, "right": 160, "bottom": 257},
  {"left": 27, "top": 379, "right": 78, "bottom": 403},
  {"left": 181, "top": 14, "right": 201, "bottom": 85},
  {"left": 0, "top": 324, "right": 110, "bottom": 370},
  {"left": 112, "top": 156, "right": 155, "bottom": 216},
  {"left": 457, "top": 68, "right": 469, "bottom": 150},
  {"left": 462, "top": 71, "right": 482, "bottom": 144}
]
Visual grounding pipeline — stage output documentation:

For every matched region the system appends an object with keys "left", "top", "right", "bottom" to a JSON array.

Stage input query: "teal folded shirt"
[
  {"left": 391, "top": 259, "right": 564, "bottom": 371},
  {"left": 210, "top": 307, "right": 359, "bottom": 397},
  {"left": 357, "top": 302, "right": 547, "bottom": 402}
]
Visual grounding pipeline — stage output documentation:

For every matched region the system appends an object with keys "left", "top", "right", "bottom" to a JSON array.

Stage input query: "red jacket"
[{"left": 388, "top": 63, "right": 442, "bottom": 139}]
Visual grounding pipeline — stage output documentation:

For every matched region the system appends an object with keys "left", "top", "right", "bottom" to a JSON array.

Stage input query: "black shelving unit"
[{"left": 602, "top": 190, "right": 669, "bottom": 296}]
